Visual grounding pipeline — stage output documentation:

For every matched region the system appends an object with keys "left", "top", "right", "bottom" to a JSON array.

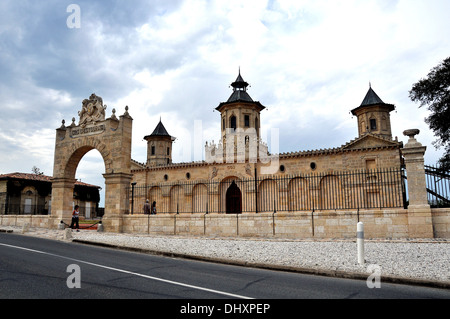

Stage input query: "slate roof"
[
  {"left": 227, "top": 89, "right": 254, "bottom": 103},
  {"left": 144, "top": 120, "right": 174, "bottom": 140},
  {"left": 216, "top": 71, "right": 265, "bottom": 111},
  {"left": 360, "top": 86, "right": 385, "bottom": 106},
  {"left": 151, "top": 120, "right": 171, "bottom": 136},
  {"left": 0, "top": 172, "right": 100, "bottom": 188},
  {"left": 351, "top": 86, "right": 395, "bottom": 115}
]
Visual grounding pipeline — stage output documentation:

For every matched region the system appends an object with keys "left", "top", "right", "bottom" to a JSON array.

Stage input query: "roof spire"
[{"left": 231, "top": 68, "right": 248, "bottom": 91}]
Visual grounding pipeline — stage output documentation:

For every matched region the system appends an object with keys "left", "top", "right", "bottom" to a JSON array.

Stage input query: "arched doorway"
[
  {"left": 226, "top": 181, "right": 242, "bottom": 214},
  {"left": 51, "top": 94, "right": 133, "bottom": 232}
]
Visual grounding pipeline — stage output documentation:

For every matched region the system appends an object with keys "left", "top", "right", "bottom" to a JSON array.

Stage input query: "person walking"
[{"left": 70, "top": 205, "right": 80, "bottom": 232}]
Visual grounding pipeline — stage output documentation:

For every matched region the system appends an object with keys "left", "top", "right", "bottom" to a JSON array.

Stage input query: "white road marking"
[{"left": 0, "top": 242, "right": 253, "bottom": 299}]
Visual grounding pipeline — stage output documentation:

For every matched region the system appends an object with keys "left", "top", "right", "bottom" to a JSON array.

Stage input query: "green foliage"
[{"left": 409, "top": 57, "right": 450, "bottom": 169}]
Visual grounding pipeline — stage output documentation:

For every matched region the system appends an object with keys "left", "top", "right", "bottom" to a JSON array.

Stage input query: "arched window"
[
  {"left": 230, "top": 115, "right": 237, "bottom": 131},
  {"left": 370, "top": 118, "right": 377, "bottom": 130}
]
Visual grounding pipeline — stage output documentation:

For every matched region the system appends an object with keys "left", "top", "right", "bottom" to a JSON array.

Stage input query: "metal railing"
[
  {"left": 126, "top": 167, "right": 405, "bottom": 214},
  {"left": 425, "top": 164, "right": 450, "bottom": 208},
  {"left": 0, "top": 204, "right": 49, "bottom": 215}
]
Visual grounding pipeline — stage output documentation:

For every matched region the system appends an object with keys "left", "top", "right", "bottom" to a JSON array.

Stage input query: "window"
[
  {"left": 366, "top": 159, "right": 376, "bottom": 170},
  {"left": 167, "top": 147, "right": 170, "bottom": 155},
  {"left": 24, "top": 198, "right": 32, "bottom": 214},
  {"left": 370, "top": 118, "right": 377, "bottom": 130},
  {"left": 151, "top": 145, "right": 155, "bottom": 155},
  {"left": 230, "top": 116, "right": 237, "bottom": 130},
  {"left": 366, "top": 159, "right": 377, "bottom": 180},
  {"left": 244, "top": 115, "right": 250, "bottom": 127}
]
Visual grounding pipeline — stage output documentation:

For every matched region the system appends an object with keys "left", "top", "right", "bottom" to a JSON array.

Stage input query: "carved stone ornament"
[
  {"left": 210, "top": 167, "right": 218, "bottom": 179},
  {"left": 78, "top": 93, "right": 107, "bottom": 127}
]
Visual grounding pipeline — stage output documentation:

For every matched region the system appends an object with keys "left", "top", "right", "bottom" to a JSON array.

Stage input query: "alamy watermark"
[
  {"left": 366, "top": 264, "right": 381, "bottom": 289},
  {"left": 66, "top": 264, "right": 81, "bottom": 288},
  {"left": 66, "top": 4, "right": 81, "bottom": 29}
]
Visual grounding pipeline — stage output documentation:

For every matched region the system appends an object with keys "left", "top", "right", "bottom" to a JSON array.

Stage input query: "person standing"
[
  {"left": 151, "top": 201, "right": 157, "bottom": 215},
  {"left": 143, "top": 199, "right": 151, "bottom": 214},
  {"left": 70, "top": 205, "right": 80, "bottom": 232}
]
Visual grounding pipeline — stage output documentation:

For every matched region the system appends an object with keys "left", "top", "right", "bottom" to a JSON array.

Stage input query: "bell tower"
[
  {"left": 351, "top": 85, "right": 395, "bottom": 140},
  {"left": 144, "top": 119, "right": 175, "bottom": 166},
  {"left": 206, "top": 70, "right": 268, "bottom": 163}
]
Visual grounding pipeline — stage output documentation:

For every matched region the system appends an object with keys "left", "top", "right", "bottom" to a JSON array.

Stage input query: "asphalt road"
[{"left": 1, "top": 233, "right": 449, "bottom": 305}]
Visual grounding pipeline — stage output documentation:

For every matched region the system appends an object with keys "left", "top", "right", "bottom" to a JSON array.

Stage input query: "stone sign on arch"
[{"left": 51, "top": 94, "right": 133, "bottom": 232}]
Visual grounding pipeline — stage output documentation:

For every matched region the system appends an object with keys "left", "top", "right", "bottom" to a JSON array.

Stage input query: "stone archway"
[
  {"left": 51, "top": 94, "right": 133, "bottom": 232},
  {"left": 226, "top": 181, "right": 242, "bottom": 214}
]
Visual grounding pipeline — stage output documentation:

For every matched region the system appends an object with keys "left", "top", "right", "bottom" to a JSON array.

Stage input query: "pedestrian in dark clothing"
[
  {"left": 151, "top": 201, "right": 157, "bottom": 215},
  {"left": 144, "top": 199, "right": 151, "bottom": 214},
  {"left": 70, "top": 205, "right": 80, "bottom": 232}
]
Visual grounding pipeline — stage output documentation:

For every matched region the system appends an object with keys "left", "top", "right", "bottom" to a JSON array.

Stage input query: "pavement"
[{"left": 1, "top": 225, "right": 449, "bottom": 290}]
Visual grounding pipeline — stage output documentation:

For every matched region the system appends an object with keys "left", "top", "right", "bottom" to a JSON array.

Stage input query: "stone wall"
[
  {"left": 1, "top": 208, "right": 449, "bottom": 239},
  {"left": 0, "top": 215, "right": 53, "bottom": 229},
  {"left": 117, "top": 208, "right": 449, "bottom": 239},
  {"left": 432, "top": 208, "right": 450, "bottom": 238}
]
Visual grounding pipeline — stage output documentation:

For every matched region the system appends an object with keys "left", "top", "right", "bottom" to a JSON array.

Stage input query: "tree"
[
  {"left": 32, "top": 166, "right": 44, "bottom": 175},
  {"left": 409, "top": 57, "right": 450, "bottom": 170}
]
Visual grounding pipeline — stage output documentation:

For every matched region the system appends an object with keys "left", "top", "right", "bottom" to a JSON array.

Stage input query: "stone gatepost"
[
  {"left": 102, "top": 172, "right": 133, "bottom": 233},
  {"left": 401, "top": 129, "right": 433, "bottom": 238},
  {"left": 50, "top": 177, "right": 77, "bottom": 227}
]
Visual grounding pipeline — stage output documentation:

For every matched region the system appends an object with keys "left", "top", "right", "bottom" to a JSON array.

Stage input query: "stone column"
[
  {"left": 102, "top": 172, "right": 133, "bottom": 233},
  {"left": 401, "top": 129, "right": 433, "bottom": 238},
  {"left": 50, "top": 177, "right": 76, "bottom": 228}
]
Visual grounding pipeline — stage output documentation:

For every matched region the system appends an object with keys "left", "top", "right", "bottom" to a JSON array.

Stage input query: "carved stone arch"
[
  {"left": 288, "top": 177, "right": 309, "bottom": 211},
  {"left": 169, "top": 184, "right": 183, "bottom": 213},
  {"left": 192, "top": 183, "right": 208, "bottom": 213},
  {"left": 258, "top": 178, "right": 278, "bottom": 212},
  {"left": 63, "top": 137, "right": 112, "bottom": 179},
  {"left": 51, "top": 94, "right": 133, "bottom": 232},
  {"left": 219, "top": 176, "right": 240, "bottom": 213},
  {"left": 319, "top": 174, "right": 344, "bottom": 210}
]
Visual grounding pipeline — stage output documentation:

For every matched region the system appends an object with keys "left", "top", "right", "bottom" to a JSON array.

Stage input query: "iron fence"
[
  {"left": 126, "top": 167, "right": 405, "bottom": 214},
  {"left": 0, "top": 204, "right": 50, "bottom": 215},
  {"left": 425, "top": 164, "right": 450, "bottom": 208}
]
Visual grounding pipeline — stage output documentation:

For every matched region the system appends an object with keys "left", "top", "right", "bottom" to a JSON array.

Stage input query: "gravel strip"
[{"left": 3, "top": 227, "right": 450, "bottom": 286}]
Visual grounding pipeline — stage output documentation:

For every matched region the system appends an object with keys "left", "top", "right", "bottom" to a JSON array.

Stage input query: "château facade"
[{"left": 128, "top": 72, "right": 404, "bottom": 215}]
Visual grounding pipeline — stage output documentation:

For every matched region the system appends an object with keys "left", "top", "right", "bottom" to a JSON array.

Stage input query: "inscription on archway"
[
  {"left": 51, "top": 94, "right": 133, "bottom": 232},
  {"left": 71, "top": 124, "right": 105, "bottom": 137}
]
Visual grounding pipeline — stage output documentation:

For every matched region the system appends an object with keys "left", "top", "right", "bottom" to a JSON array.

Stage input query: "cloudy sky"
[{"left": 1, "top": 0, "right": 449, "bottom": 205}]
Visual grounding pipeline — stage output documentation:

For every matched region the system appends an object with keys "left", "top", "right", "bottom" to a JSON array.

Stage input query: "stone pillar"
[
  {"left": 401, "top": 129, "right": 433, "bottom": 238},
  {"left": 50, "top": 177, "right": 76, "bottom": 227},
  {"left": 102, "top": 172, "right": 133, "bottom": 233}
]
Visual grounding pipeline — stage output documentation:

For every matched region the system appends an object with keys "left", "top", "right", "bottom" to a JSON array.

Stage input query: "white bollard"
[
  {"left": 64, "top": 228, "right": 72, "bottom": 240},
  {"left": 357, "top": 222, "right": 364, "bottom": 265},
  {"left": 21, "top": 223, "right": 30, "bottom": 234}
]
